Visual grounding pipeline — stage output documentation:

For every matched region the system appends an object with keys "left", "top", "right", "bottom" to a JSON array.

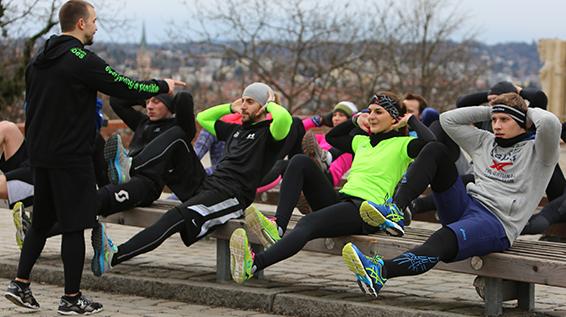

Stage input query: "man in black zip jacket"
[
  {"left": 4, "top": 1, "right": 183, "bottom": 315},
  {"left": 89, "top": 82, "right": 292, "bottom": 279},
  {"left": 96, "top": 91, "right": 205, "bottom": 216}
]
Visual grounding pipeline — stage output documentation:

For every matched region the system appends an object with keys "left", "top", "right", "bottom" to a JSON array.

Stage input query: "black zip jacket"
[
  {"left": 109, "top": 91, "right": 196, "bottom": 157},
  {"left": 201, "top": 120, "right": 287, "bottom": 206},
  {"left": 25, "top": 34, "right": 168, "bottom": 167},
  {"left": 111, "top": 92, "right": 203, "bottom": 199}
]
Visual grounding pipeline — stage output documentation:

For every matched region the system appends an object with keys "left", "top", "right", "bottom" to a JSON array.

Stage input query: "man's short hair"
[
  {"left": 59, "top": 0, "right": 94, "bottom": 32},
  {"left": 491, "top": 93, "right": 528, "bottom": 113},
  {"left": 403, "top": 93, "right": 429, "bottom": 112}
]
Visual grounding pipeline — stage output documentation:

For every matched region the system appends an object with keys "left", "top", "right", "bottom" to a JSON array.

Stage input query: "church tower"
[{"left": 136, "top": 22, "right": 151, "bottom": 78}]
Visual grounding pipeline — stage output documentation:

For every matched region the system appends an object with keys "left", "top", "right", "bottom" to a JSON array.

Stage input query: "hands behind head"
[
  {"left": 392, "top": 113, "right": 412, "bottom": 129},
  {"left": 488, "top": 85, "right": 522, "bottom": 105},
  {"left": 356, "top": 113, "right": 370, "bottom": 133},
  {"left": 257, "top": 104, "right": 268, "bottom": 117},
  {"left": 164, "top": 78, "right": 186, "bottom": 95},
  {"left": 230, "top": 98, "right": 243, "bottom": 113}
]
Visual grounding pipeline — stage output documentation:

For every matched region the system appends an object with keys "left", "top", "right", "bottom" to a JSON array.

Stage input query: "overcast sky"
[{"left": 91, "top": 0, "right": 566, "bottom": 44}]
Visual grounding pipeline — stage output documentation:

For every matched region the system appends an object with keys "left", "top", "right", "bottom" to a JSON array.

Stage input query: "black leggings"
[
  {"left": 17, "top": 228, "right": 85, "bottom": 294},
  {"left": 254, "top": 201, "right": 375, "bottom": 271},
  {"left": 384, "top": 227, "right": 458, "bottom": 278},
  {"left": 545, "top": 164, "right": 566, "bottom": 201},
  {"left": 394, "top": 142, "right": 459, "bottom": 211},
  {"left": 429, "top": 121, "right": 460, "bottom": 163},
  {"left": 258, "top": 159, "right": 289, "bottom": 188},
  {"left": 131, "top": 126, "right": 205, "bottom": 201},
  {"left": 112, "top": 208, "right": 186, "bottom": 266},
  {"left": 274, "top": 154, "right": 337, "bottom": 232},
  {"left": 522, "top": 191, "right": 566, "bottom": 234}
]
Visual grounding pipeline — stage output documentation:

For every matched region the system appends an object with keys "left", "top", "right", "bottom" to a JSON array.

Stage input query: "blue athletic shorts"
[{"left": 432, "top": 178, "right": 510, "bottom": 261}]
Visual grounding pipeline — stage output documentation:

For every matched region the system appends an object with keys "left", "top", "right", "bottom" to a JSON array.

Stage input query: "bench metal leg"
[
  {"left": 476, "top": 277, "right": 535, "bottom": 316},
  {"left": 216, "top": 238, "right": 231, "bottom": 282},
  {"left": 251, "top": 243, "right": 264, "bottom": 280},
  {"left": 216, "top": 239, "right": 265, "bottom": 281},
  {"left": 516, "top": 282, "right": 535, "bottom": 311},
  {"left": 484, "top": 277, "right": 503, "bottom": 317}
]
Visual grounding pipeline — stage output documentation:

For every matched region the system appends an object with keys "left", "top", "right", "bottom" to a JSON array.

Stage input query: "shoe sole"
[
  {"left": 12, "top": 202, "right": 24, "bottom": 250},
  {"left": 302, "top": 132, "right": 326, "bottom": 172},
  {"left": 229, "top": 228, "right": 249, "bottom": 284},
  {"left": 341, "top": 243, "right": 378, "bottom": 298},
  {"left": 244, "top": 206, "right": 275, "bottom": 248},
  {"left": 57, "top": 307, "right": 103, "bottom": 315},
  {"left": 104, "top": 135, "right": 125, "bottom": 184},
  {"left": 359, "top": 202, "right": 404, "bottom": 237},
  {"left": 91, "top": 224, "right": 104, "bottom": 277},
  {"left": 4, "top": 292, "right": 40, "bottom": 310}
]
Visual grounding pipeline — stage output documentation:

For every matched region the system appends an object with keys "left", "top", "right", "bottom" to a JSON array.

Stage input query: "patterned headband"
[{"left": 370, "top": 95, "right": 401, "bottom": 119}]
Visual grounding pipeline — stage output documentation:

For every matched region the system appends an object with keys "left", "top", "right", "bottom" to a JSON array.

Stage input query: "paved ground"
[{"left": 0, "top": 278, "right": 288, "bottom": 317}]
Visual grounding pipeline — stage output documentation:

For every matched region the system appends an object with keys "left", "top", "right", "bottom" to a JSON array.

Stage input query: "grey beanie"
[{"left": 242, "top": 82, "right": 273, "bottom": 106}]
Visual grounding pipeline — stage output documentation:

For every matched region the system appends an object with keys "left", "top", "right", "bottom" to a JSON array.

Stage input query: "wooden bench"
[{"left": 102, "top": 199, "right": 566, "bottom": 317}]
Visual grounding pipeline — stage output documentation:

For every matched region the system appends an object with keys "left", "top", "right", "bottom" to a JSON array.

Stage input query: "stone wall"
[{"left": 539, "top": 39, "right": 566, "bottom": 120}]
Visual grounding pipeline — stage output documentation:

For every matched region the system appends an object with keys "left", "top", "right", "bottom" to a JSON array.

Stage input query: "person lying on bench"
[
  {"left": 228, "top": 91, "right": 435, "bottom": 284},
  {"left": 343, "top": 92, "right": 560, "bottom": 297}
]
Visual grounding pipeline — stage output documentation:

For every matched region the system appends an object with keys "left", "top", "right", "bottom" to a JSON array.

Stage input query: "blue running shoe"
[
  {"left": 342, "top": 242, "right": 386, "bottom": 297},
  {"left": 91, "top": 222, "right": 117, "bottom": 277},
  {"left": 104, "top": 133, "right": 131, "bottom": 184},
  {"left": 359, "top": 199, "right": 405, "bottom": 237}
]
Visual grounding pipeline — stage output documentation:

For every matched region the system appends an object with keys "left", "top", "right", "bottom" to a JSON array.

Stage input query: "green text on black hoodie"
[{"left": 25, "top": 34, "right": 169, "bottom": 167}]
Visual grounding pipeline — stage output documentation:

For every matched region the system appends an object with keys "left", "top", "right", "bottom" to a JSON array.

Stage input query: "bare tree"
[
  {"left": 0, "top": 0, "right": 130, "bottom": 121},
  {"left": 178, "top": 0, "right": 367, "bottom": 114},
  {"left": 363, "top": 0, "right": 486, "bottom": 110}
]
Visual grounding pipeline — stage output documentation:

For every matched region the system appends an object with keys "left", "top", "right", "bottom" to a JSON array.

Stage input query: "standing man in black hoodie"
[{"left": 4, "top": 1, "right": 183, "bottom": 315}]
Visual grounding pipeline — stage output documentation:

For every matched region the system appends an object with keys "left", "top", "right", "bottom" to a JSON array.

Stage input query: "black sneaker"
[
  {"left": 57, "top": 293, "right": 103, "bottom": 315},
  {"left": 4, "top": 280, "right": 40, "bottom": 310}
]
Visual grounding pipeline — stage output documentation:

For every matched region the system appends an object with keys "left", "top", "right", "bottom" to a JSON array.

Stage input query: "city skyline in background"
[{"left": 93, "top": 0, "right": 566, "bottom": 44}]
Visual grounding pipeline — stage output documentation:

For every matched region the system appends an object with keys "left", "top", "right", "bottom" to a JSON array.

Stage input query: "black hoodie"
[{"left": 24, "top": 34, "right": 169, "bottom": 167}]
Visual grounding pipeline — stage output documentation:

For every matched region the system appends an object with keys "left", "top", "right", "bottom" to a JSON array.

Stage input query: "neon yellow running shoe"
[
  {"left": 12, "top": 202, "right": 31, "bottom": 250},
  {"left": 342, "top": 242, "right": 386, "bottom": 297},
  {"left": 245, "top": 205, "right": 281, "bottom": 248},
  {"left": 229, "top": 228, "right": 255, "bottom": 284}
]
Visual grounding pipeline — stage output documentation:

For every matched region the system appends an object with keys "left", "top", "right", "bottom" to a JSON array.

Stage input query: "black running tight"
[
  {"left": 17, "top": 228, "right": 85, "bottom": 294},
  {"left": 384, "top": 227, "right": 458, "bottom": 278},
  {"left": 394, "top": 142, "right": 459, "bottom": 211},
  {"left": 522, "top": 191, "right": 566, "bottom": 234},
  {"left": 274, "top": 154, "right": 337, "bottom": 232},
  {"left": 112, "top": 208, "right": 186, "bottom": 266},
  {"left": 254, "top": 201, "right": 374, "bottom": 271}
]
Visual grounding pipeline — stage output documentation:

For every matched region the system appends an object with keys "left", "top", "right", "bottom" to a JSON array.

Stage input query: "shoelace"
[
  {"left": 367, "top": 254, "right": 383, "bottom": 265},
  {"left": 385, "top": 204, "right": 404, "bottom": 223}
]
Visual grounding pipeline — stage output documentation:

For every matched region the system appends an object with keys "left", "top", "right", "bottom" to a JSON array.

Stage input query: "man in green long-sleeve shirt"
[{"left": 89, "top": 82, "right": 293, "bottom": 277}]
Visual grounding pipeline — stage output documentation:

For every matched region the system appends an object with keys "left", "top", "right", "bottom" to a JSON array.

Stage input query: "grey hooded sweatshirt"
[{"left": 440, "top": 106, "right": 560, "bottom": 244}]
